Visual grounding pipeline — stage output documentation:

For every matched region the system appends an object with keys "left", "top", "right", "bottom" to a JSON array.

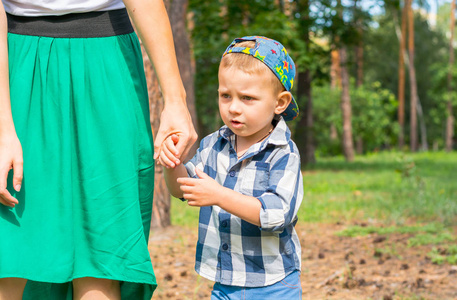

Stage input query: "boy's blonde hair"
[{"left": 220, "top": 41, "right": 285, "bottom": 94}]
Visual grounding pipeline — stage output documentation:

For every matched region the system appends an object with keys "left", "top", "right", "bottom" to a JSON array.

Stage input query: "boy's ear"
[{"left": 274, "top": 91, "right": 292, "bottom": 115}]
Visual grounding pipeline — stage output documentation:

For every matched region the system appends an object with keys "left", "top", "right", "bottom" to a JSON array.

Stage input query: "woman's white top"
[{"left": 2, "top": 0, "right": 125, "bottom": 16}]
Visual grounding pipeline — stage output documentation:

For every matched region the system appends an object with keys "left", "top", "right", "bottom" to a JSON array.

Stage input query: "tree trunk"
[
  {"left": 356, "top": 136, "right": 363, "bottom": 154},
  {"left": 296, "top": 69, "right": 315, "bottom": 165},
  {"left": 330, "top": 49, "right": 342, "bottom": 89},
  {"left": 408, "top": 0, "right": 418, "bottom": 152},
  {"left": 355, "top": 39, "right": 364, "bottom": 87},
  {"left": 398, "top": 0, "right": 407, "bottom": 149},
  {"left": 276, "top": 0, "right": 285, "bottom": 13},
  {"left": 295, "top": 0, "right": 315, "bottom": 165},
  {"left": 446, "top": 0, "right": 456, "bottom": 151},
  {"left": 339, "top": 46, "right": 355, "bottom": 161},
  {"left": 169, "top": 0, "right": 199, "bottom": 160},
  {"left": 353, "top": 0, "right": 364, "bottom": 87}
]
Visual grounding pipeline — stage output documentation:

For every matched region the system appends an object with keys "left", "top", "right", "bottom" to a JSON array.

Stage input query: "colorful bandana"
[{"left": 222, "top": 36, "right": 299, "bottom": 121}]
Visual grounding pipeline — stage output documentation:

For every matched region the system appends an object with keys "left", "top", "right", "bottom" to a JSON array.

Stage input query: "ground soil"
[{"left": 148, "top": 223, "right": 457, "bottom": 300}]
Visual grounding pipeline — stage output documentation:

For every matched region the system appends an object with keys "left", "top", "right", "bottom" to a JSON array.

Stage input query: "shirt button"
[
  {"left": 222, "top": 243, "right": 229, "bottom": 251},
  {"left": 221, "top": 221, "right": 228, "bottom": 227},
  {"left": 229, "top": 171, "right": 235, "bottom": 177}
]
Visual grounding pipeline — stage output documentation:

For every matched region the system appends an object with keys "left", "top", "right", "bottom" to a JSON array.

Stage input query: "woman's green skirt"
[{"left": 0, "top": 9, "right": 157, "bottom": 299}]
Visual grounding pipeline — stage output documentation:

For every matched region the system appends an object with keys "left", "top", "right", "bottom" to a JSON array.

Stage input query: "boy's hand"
[
  {"left": 158, "top": 134, "right": 180, "bottom": 168},
  {"left": 177, "top": 168, "right": 223, "bottom": 207}
]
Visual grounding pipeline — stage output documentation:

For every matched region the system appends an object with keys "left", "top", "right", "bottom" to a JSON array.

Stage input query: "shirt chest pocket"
[{"left": 239, "top": 162, "right": 270, "bottom": 197}]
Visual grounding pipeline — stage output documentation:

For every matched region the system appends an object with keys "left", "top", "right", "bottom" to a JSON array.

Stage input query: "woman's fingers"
[
  {"left": 0, "top": 168, "right": 18, "bottom": 207},
  {"left": 12, "top": 158, "right": 23, "bottom": 191}
]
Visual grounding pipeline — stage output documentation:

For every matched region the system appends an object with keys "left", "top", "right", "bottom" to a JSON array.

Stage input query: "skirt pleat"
[{"left": 0, "top": 32, "right": 156, "bottom": 299}]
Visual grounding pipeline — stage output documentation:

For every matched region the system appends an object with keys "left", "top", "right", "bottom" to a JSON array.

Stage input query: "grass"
[
  {"left": 171, "top": 151, "right": 457, "bottom": 227},
  {"left": 336, "top": 223, "right": 446, "bottom": 237},
  {"left": 427, "top": 245, "right": 457, "bottom": 265},
  {"left": 300, "top": 151, "right": 457, "bottom": 225}
]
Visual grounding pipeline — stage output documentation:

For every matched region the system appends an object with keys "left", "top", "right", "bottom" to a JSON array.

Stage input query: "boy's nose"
[{"left": 228, "top": 99, "right": 242, "bottom": 114}]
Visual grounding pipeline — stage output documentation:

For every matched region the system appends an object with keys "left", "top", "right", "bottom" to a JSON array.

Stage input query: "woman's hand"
[
  {"left": 0, "top": 133, "right": 23, "bottom": 207},
  {"left": 154, "top": 100, "right": 197, "bottom": 164},
  {"left": 123, "top": 0, "right": 198, "bottom": 163}
]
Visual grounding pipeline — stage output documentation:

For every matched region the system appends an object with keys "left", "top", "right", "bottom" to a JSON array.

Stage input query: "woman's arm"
[
  {"left": 0, "top": 4, "right": 23, "bottom": 207},
  {"left": 123, "top": 0, "right": 197, "bottom": 162}
]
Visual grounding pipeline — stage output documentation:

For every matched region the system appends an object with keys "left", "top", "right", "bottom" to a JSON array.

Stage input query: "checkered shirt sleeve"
[{"left": 257, "top": 151, "right": 303, "bottom": 232}]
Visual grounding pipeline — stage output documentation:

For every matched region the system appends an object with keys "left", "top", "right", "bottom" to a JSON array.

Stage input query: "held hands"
[
  {"left": 0, "top": 134, "right": 23, "bottom": 207},
  {"left": 159, "top": 133, "right": 224, "bottom": 207},
  {"left": 153, "top": 101, "right": 197, "bottom": 166}
]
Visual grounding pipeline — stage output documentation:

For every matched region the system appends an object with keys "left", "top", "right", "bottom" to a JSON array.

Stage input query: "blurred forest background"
[{"left": 145, "top": 0, "right": 456, "bottom": 227}]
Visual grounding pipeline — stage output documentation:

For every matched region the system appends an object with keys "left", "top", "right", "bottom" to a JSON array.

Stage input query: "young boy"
[{"left": 159, "top": 36, "right": 303, "bottom": 299}]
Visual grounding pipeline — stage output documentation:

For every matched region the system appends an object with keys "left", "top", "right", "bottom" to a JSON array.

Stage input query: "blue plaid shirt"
[{"left": 185, "top": 117, "right": 303, "bottom": 287}]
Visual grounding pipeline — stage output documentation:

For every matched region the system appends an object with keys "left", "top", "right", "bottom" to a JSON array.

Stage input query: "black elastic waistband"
[{"left": 7, "top": 8, "right": 134, "bottom": 38}]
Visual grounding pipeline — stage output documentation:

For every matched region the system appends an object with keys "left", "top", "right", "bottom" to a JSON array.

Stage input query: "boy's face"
[{"left": 218, "top": 66, "right": 286, "bottom": 145}]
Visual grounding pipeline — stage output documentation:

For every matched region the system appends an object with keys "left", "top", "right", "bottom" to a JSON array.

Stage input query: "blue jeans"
[{"left": 211, "top": 271, "right": 302, "bottom": 300}]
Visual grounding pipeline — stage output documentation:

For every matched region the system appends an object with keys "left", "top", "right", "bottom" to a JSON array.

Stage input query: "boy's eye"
[
  {"left": 242, "top": 96, "right": 253, "bottom": 100},
  {"left": 220, "top": 93, "right": 230, "bottom": 99}
]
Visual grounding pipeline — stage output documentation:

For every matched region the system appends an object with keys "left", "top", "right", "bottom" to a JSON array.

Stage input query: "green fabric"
[{"left": 0, "top": 32, "right": 156, "bottom": 299}]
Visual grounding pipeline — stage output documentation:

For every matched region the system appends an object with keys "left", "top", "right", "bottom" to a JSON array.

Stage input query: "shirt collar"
[{"left": 218, "top": 115, "right": 291, "bottom": 149}]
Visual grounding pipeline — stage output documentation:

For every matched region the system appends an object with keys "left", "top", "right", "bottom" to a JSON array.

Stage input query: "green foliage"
[
  {"left": 351, "top": 82, "right": 399, "bottom": 151},
  {"left": 427, "top": 60, "right": 457, "bottom": 147},
  {"left": 364, "top": 11, "right": 449, "bottom": 148},
  {"left": 312, "top": 82, "right": 398, "bottom": 156}
]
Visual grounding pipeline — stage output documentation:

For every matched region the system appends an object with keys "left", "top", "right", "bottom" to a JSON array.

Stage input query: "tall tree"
[
  {"left": 407, "top": 0, "right": 419, "bottom": 151},
  {"left": 353, "top": 0, "right": 365, "bottom": 154},
  {"left": 336, "top": 0, "right": 355, "bottom": 161},
  {"left": 339, "top": 46, "right": 355, "bottom": 161},
  {"left": 398, "top": 0, "right": 407, "bottom": 149},
  {"left": 353, "top": 0, "right": 364, "bottom": 88},
  {"left": 330, "top": 48, "right": 342, "bottom": 89},
  {"left": 446, "top": 0, "right": 456, "bottom": 151},
  {"left": 295, "top": 0, "right": 316, "bottom": 165}
]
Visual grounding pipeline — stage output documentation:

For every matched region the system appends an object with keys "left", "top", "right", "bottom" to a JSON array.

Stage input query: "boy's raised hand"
[
  {"left": 158, "top": 134, "right": 180, "bottom": 168},
  {"left": 177, "top": 168, "right": 224, "bottom": 207}
]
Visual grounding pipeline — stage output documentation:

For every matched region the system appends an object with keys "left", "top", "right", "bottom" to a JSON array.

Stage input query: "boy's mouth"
[{"left": 231, "top": 120, "right": 243, "bottom": 128}]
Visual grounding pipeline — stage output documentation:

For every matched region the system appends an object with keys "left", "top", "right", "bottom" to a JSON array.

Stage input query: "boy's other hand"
[
  {"left": 158, "top": 134, "right": 180, "bottom": 168},
  {"left": 177, "top": 168, "right": 223, "bottom": 207}
]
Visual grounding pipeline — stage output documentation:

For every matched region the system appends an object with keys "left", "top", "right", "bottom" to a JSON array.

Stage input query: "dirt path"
[{"left": 148, "top": 223, "right": 457, "bottom": 299}]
